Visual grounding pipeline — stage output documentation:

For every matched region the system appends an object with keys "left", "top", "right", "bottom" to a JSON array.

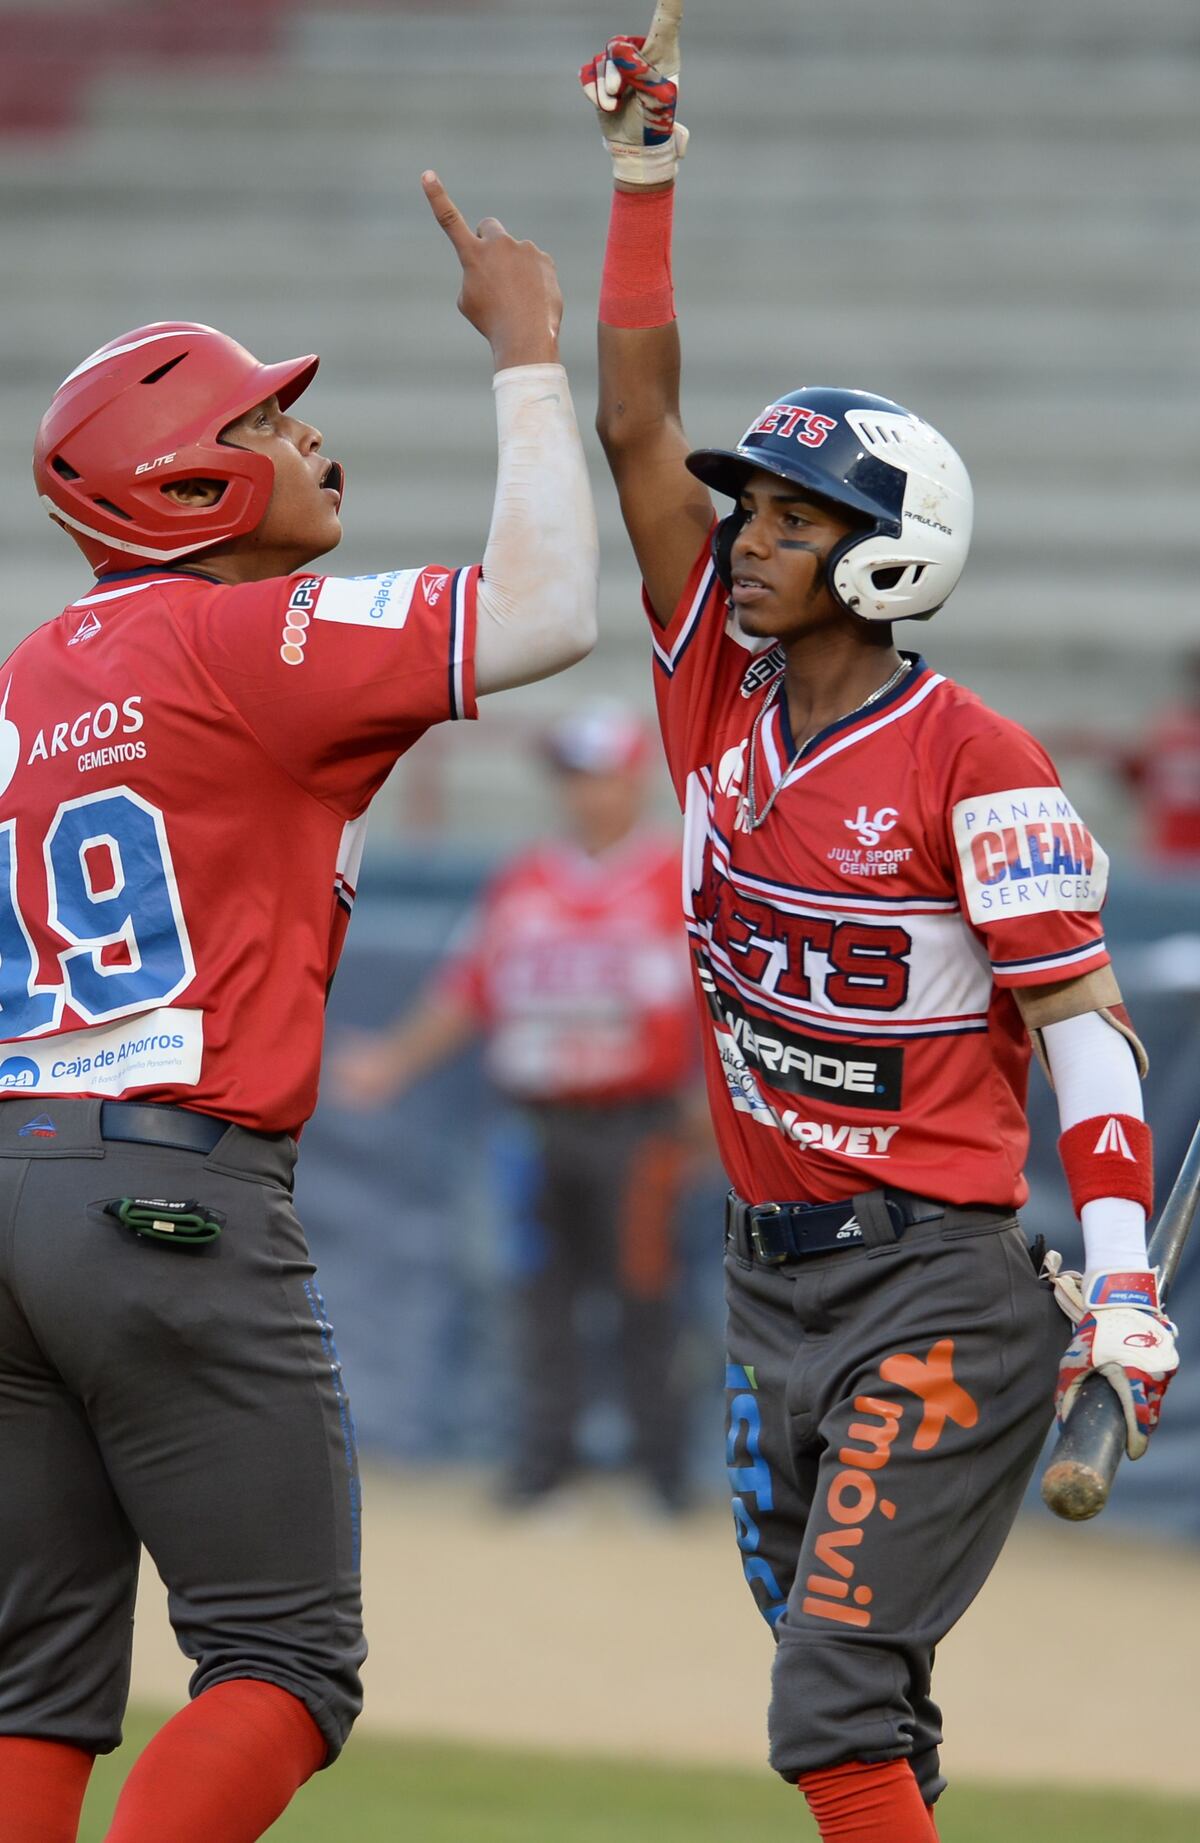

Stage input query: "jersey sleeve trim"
[
  {"left": 648, "top": 543, "right": 720, "bottom": 679},
  {"left": 990, "top": 936, "right": 1111, "bottom": 986},
  {"left": 449, "top": 566, "right": 479, "bottom": 721}
]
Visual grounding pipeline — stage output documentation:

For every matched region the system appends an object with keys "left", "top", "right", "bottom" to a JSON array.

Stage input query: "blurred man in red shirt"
[
  {"left": 332, "top": 703, "right": 703, "bottom": 1512},
  {"left": 1122, "top": 648, "right": 1200, "bottom": 864}
]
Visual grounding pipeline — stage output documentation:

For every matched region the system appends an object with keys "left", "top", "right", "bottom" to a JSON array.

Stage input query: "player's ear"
[{"left": 161, "top": 478, "right": 226, "bottom": 508}]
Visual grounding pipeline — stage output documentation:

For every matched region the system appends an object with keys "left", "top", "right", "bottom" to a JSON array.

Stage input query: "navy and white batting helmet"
[{"left": 686, "top": 386, "right": 973, "bottom": 623}]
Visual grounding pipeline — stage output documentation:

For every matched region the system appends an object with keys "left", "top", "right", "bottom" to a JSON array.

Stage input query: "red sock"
[
  {"left": 798, "top": 1760, "right": 937, "bottom": 1842},
  {"left": 103, "top": 1680, "right": 327, "bottom": 1843},
  {"left": 0, "top": 1736, "right": 95, "bottom": 1843}
]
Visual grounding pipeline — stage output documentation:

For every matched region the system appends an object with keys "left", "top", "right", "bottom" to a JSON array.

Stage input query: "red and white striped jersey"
[
  {"left": 0, "top": 562, "right": 477, "bottom": 1133},
  {"left": 438, "top": 828, "right": 697, "bottom": 1103},
  {"left": 650, "top": 539, "right": 1110, "bottom": 1210}
]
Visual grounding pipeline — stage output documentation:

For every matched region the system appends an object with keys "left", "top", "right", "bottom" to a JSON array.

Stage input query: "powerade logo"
[
  {"left": 0, "top": 1057, "right": 40, "bottom": 1089},
  {"left": 720, "top": 994, "right": 903, "bottom": 1112}
]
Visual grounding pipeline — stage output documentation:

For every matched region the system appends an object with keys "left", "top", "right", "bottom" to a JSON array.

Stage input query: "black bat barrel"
[{"left": 1040, "top": 1373, "right": 1129, "bottom": 1520}]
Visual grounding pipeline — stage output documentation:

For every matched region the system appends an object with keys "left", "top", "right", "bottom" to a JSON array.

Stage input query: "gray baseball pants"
[
  {"left": 724, "top": 1197, "right": 1071, "bottom": 1802},
  {"left": 0, "top": 1097, "right": 365, "bottom": 1761},
  {"left": 504, "top": 1096, "right": 689, "bottom": 1499}
]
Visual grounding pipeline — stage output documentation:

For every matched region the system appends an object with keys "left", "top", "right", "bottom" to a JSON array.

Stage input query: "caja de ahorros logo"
[{"left": 721, "top": 992, "right": 903, "bottom": 1112}]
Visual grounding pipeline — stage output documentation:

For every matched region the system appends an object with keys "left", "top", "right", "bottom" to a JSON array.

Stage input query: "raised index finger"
[
  {"left": 642, "top": 0, "right": 683, "bottom": 71},
  {"left": 421, "top": 170, "right": 478, "bottom": 258}
]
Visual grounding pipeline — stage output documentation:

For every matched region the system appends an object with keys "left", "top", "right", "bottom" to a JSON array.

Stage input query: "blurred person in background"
[
  {"left": 1044, "top": 645, "right": 1200, "bottom": 869},
  {"left": 331, "top": 701, "right": 705, "bottom": 1516},
  {"left": 0, "top": 175, "right": 597, "bottom": 1843},
  {"left": 1118, "top": 645, "right": 1200, "bottom": 866}
]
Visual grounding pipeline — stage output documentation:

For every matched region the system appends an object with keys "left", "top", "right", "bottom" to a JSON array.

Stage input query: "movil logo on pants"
[{"left": 800, "top": 1339, "right": 979, "bottom": 1630}]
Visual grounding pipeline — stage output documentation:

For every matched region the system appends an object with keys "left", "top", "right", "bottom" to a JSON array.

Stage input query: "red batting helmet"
[{"left": 33, "top": 321, "right": 320, "bottom": 574}]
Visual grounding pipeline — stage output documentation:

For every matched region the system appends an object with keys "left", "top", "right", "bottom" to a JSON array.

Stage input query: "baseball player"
[
  {"left": 0, "top": 174, "right": 596, "bottom": 1843},
  {"left": 332, "top": 702, "right": 701, "bottom": 1514},
  {"left": 578, "top": 8, "right": 1179, "bottom": 1839}
]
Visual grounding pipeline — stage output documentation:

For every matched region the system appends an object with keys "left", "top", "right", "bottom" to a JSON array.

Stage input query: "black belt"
[
  {"left": 726, "top": 1188, "right": 953, "bottom": 1266},
  {"left": 99, "top": 1101, "right": 233, "bottom": 1156}
]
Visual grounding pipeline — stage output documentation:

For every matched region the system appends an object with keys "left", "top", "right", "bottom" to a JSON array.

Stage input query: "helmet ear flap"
[{"left": 712, "top": 507, "right": 747, "bottom": 590}]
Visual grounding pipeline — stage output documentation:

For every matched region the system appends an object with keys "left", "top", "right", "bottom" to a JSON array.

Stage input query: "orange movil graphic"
[
  {"left": 802, "top": 1339, "right": 979, "bottom": 1630},
  {"left": 879, "top": 1338, "right": 980, "bottom": 1451}
]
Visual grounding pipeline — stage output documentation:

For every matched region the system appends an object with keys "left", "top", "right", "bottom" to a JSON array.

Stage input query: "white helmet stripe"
[
  {"left": 38, "top": 495, "right": 209, "bottom": 562},
  {"left": 56, "top": 327, "right": 216, "bottom": 393}
]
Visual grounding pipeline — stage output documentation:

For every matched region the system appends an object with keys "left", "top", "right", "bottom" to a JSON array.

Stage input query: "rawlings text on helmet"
[{"left": 830, "top": 407, "right": 973, "bottom": 623}]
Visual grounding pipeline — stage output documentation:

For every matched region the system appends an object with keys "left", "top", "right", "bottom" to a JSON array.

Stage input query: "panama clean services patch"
[{"left": 952, "top": 785, "right": 1109, "bottom": 924}]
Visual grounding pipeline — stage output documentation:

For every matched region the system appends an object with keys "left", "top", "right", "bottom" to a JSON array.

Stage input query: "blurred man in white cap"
[{"left": 331, "top": 702, "right": 703, "bottom": 1512}]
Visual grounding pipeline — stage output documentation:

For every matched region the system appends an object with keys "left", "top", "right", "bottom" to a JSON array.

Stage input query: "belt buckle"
[{"left": 748, "top": 1203, "right": 790, "bottom": 1265}]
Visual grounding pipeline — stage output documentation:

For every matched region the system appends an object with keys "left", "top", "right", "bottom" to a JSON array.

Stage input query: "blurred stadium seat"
[{"left": 1, "top": 0, "right": 1197, "bottom": 844}]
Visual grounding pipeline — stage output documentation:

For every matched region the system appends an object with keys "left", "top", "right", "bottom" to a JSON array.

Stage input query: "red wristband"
[
  {"left": 1058, "top": 1113, "right": 1153, "bottom": 1217},
  {"left": 599, "top": 186, "right": 676, "bottom": 329}
]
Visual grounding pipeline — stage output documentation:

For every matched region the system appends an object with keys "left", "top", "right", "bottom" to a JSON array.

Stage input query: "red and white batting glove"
[
  {"left": 579, "top": 0, "right": 688, "bottom": 186},
  {"left": 1050, "top": 1264, "right": 1180, "bottom": 1460}
]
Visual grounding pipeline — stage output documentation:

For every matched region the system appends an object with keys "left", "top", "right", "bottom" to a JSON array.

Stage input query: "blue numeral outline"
[
  {"left": 0, "top": 818, "right": 62, "bottom": 1037},
  {"left": 0, "top": 788, "right": 195, "bottom": 1036}
]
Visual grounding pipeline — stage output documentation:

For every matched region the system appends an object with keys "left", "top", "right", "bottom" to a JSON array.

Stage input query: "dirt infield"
[{"left": 128, "top": 1468, "right": 1200, "bottom": 1794}]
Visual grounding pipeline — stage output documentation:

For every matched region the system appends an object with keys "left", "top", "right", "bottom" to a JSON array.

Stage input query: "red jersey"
[
  {"left": 438, "top": 829, "right": 696, "bottom": 1103},
  {"left": 0, "top": 562, "right": 477, "bottom": 1133},
  {"left": 650, "top": 540, "right": 1110, "bottom": 1210}
]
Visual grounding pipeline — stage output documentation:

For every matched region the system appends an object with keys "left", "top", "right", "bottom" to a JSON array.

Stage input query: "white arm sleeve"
[
  {"left": 1041, "top": 1010, "right": 1149, "bottom": 1272},
  {"left": 473, "top": 364, "right": 599, "bottom": 696}
]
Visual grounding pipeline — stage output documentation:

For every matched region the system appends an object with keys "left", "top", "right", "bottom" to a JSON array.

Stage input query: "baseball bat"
[{"left": 1041, "top": 1114, "right": 1200, "bottom": 1521}]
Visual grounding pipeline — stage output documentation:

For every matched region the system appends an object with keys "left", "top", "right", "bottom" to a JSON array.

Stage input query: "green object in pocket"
[{"left": 104, "top": 1197, "right": 225, "bottom": 1245}]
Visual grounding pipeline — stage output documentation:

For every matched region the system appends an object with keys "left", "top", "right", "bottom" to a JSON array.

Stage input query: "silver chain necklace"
[{"left": 739, "top": 656, "right": 912, "bottom": 834}]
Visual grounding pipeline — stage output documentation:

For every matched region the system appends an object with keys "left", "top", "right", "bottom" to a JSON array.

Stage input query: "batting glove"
[
  {"left": 1051, "top": 1265, "right": 1180, "bottom": 1460},
  {"left": 579, "top": 0, "right": 689, "bottom": 186}
]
